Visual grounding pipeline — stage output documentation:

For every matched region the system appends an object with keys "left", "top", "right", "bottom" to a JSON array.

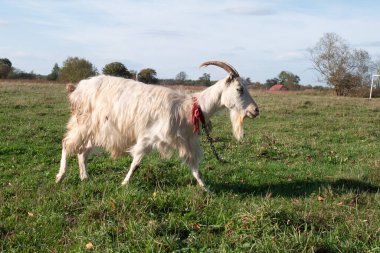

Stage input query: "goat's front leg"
[
  {"left": 183, "top": 139, "right": 209, "bottom": 192},
  {"left": 122, "top": 138, "right": 150, "bottom": 186},
  {"left": 121, "top": 155, "right": 143, "bottom": 186},
  {"left": 189, "top": 163, "right": 209, "bottom": 192}
]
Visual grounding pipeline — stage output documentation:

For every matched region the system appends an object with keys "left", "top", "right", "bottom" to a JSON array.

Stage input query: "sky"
[{"left": 1, "top": 0, "right": 380, "bottom": 85}]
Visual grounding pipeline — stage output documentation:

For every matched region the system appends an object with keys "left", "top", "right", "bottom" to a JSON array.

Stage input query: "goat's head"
[{"left": 200, "top": 61, "right": 259, "bottom": 141}]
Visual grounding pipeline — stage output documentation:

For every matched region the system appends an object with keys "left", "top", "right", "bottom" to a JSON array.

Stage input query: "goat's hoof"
[
  {"left": 80, "top": 175, "right": 88, "bottom": 181},
  {"left": 202, "top": 186, "right": 211, "bottom": 193},
  {"left": 55, "top": 174, "right": 63, "bottom": 183}
]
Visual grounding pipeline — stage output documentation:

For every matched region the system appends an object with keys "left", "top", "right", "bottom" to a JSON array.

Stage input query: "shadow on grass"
[{"left": 211, "top": 179, "right": 380, "bottom": 197}]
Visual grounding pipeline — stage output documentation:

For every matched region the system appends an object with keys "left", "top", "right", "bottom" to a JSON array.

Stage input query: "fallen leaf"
[
  {"left": 291, "top": 198, "right": 300, "bottom": 205},
  {"left": 317, "top": 195, "right": 325, "bottom": 201},
  {"left": 192, "top": 223, "right": 201, "bottom": 230},
  {"left": 350, "top": 194, "right": 360, "bottom": 206},
  {"left": 148, "top": 220, "right": 157, "bottom": 226},
  {"left": 111, "top": 200, "right": 116, "bottom": 210},
  {"left": 28, "top": 212, "right": 34, "bottom": 217},
  {"left": 85, "top": 242, "right": 94, "bottom": 250}
]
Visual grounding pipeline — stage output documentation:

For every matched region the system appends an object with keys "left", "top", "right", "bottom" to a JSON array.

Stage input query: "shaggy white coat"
[{"left": 56, "top": 74, "right": 259, "bottom": 190}]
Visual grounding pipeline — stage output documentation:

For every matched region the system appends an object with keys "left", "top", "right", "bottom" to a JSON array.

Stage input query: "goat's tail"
[
  {"left": 63, "top": 116, "right": 90, "bottom": 155},
  {"left": 66, "top": 83, "right": 76, "bottom": 93}
]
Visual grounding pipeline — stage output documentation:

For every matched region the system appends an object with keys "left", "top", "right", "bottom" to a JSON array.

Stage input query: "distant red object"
[{"left": 269, "top": 84, "right": 286, "bottom": 91}]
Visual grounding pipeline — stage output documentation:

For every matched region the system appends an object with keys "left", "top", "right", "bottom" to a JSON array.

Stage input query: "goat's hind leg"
[
  {"left": 56, "top": 116, "right": 90, "bottom": 183},
  {"left": 56, "top": 144, "right": 68, "bottom": 183},
  {"left": 78, "top": 141, "right": 93, "bottom": 181},
  {"left": 55, "top": 138, "right": 92, "bottom": 183}
]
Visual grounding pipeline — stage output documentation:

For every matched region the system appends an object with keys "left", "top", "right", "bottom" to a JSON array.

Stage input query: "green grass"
[{"left": 0, "top": 82, "right": 380, "bottom": 252}]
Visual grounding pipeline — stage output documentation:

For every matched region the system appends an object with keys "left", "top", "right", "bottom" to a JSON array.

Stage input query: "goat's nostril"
[{"left": 255, "top": 108, "right": 260, "bottom": 114}]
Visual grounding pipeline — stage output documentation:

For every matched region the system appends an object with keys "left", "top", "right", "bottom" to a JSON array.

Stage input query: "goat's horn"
[{"left": 199, "top": 61, "right": 239, "bottom": 77}]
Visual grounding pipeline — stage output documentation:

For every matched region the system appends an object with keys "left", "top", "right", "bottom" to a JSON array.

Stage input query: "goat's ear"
[{"left": 226, "top": 73, "right": 234, "bottom": 85}]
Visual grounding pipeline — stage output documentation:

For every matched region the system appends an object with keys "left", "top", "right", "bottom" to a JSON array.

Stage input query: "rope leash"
[
  {"left": 202, "top": 123, "right": 223, "bottom": 162},
  {"left": 191, "top": 97, "right": 223, "bottom": 162}
]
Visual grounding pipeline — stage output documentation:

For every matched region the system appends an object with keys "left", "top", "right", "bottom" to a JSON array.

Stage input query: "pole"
[{"left": 370, "top": 75, "right": 380, "bottom": 100}]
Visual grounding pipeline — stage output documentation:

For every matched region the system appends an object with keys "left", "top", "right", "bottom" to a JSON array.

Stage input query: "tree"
[
  {"left": 47, "top": 63, "right": 60, "bottom": 81},
  {"left": 0, "top": 58, "right": 12, "bottom": 78},
  {"left": 102, "top": 62, "right": 132, "bottom": 78},
  {"left": 264, "top": 78, "right": 279, "bottom": 88},
  {"left": 352, "top": 49, "right": 372, "bottom": 86},
  {"left": 278, "top": 71, "right": 300, "bottom": 90},
  {"left": 309, "top": 33, "right": 372, "bottom": 96},
  {"left": 374, "top": 59, "right": 380, "bottom": 75},
  {"left": 175, "top": 71, "right": 187, "bottom": 82},
  {"left": 138, "top": 68, "right": 158, "bottom": 84},
  {"left": 198, "top": 73, "right": 211, "bottom": 86},
  {"left": 59, "top": 57, "right": 98, "bottom": 83}
]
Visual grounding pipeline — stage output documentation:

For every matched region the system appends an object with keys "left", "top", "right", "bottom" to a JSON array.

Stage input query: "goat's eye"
[{"left": 237, "top": 87, "right": 244, "bottom": 95}]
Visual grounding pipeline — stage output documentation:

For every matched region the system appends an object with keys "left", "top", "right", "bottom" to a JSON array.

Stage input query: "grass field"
[{"left": 1, "top": 81, "right": 380, "bottom": 252}]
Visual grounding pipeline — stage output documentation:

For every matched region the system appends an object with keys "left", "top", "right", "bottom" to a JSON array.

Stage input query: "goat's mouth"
[{"left": 246, "top": 110, "right": 259, "bottom": 119}]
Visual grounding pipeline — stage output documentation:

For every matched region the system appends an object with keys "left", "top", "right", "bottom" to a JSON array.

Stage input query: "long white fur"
[{"left": 55, "top": 73, "right": 259, "bottom": 190}]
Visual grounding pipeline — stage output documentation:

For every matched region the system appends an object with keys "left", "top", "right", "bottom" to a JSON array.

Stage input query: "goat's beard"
[{"left": 230, "top": 110, "right": 245, "bottom": 141}]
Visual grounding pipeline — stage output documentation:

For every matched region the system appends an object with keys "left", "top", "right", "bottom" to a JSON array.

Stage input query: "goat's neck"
[{"left": 194, "top": 81, "right": 224, "bottom": 121}]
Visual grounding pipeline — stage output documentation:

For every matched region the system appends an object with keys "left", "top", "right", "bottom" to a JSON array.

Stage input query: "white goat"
[{"left": 55, "top": 61, "right": 259, "bottom": 190}]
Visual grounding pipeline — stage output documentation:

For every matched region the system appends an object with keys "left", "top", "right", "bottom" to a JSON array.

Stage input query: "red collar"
[{"left": 191, "top": 97, "right": 206, "bottom": 134}]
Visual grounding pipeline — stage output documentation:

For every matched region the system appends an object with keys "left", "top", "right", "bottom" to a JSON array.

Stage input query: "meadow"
[{"left": 0, "top": 81, "right": 379, "bottom": 252}]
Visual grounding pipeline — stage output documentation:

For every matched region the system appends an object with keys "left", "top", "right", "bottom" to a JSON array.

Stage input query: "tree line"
[
  {"left": 0, "top": 57, "right": 215, "bottom": 86},
  {"left": 0, "top": 55, "right": 305, "bottom": 88},
  {"left": 1, "top": 32, "right": 380, "bottom": 96}
]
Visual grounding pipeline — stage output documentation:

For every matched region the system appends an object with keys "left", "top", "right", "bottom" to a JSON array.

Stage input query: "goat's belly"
[{"left": 92, "top": 120, "right": 136, "bottom": 158}]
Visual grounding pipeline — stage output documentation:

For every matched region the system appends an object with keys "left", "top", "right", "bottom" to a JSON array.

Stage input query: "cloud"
[
  {"left": 274, "top": 50, "right": 306, "bottom": 61},
  {"left": 224, "top": 6, "right": 276, "bottom": 16},
  {"left": 142, "top": 29, "right": 184, "bottom": 37},
  {"left": 25, "top": 18, "right": 62, "bottom": 28},
  {"left": 0, "top": 20, "right": 9, "bottom": 26},
  {"left": 230, "top": 46, "right": 246, "bottom": 51},
  {"left": 356, "top": 41, "right": 380, "bottom": 48}
]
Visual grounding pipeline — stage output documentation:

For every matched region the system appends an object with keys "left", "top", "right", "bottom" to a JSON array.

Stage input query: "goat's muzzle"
[{"left": 246, "top": 107, "right": 260, "bottom": 119}]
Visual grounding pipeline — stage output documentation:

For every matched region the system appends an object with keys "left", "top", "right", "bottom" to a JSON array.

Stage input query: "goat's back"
[{"left": 67, "top": 75, "right": 192, "bottom": 156}]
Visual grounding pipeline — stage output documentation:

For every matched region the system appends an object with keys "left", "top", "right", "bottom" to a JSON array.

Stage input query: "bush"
[
  {"left": 7, "top": 69, "right": 39, "bottom": 79},
  {"left": 47, "top": 63, "right": 60, "bottom": 81},
  {"left": 59, "top": 57, "right": 97, "bottom": 83},
  {"left": 138, "top": 68, "right": 158, "bottom": 84},
  {"left": 347, "top": 86, "right": 380, "bottom": 98},
  {"left": 102, "top": 62, "right": 131, "bottom": 78},
  {"left": 0, "top": 58, "right": 12, "bottom": 78}
]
